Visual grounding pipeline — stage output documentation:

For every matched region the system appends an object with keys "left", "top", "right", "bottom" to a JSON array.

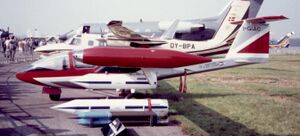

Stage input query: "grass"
[{"left": 144, "top": 55, "right": 300, "bottom": 136}]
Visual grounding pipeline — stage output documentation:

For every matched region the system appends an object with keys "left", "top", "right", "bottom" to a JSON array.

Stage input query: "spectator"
[
  {"left": 4, "top": 37, "right": 11, "bottom": 59},
  {"left": 10, "top": 36, "right": 17, "bottom": 62},
  {"left": 0, "top": 38, "right": 2, "bottom": 53},
  {"left": 28, "top": 38, "right": 34, "bottom": 56},
  {"left": 2, "top": 38, "right": 6, "bottom": 55}
]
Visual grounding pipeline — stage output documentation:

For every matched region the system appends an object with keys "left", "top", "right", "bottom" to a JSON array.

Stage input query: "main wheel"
[{"left": 49, "top": 94, "right": 61, "bottom": 101}]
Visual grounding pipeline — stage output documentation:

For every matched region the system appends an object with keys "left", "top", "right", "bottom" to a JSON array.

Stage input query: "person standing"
[
  {"left": 10, "top": 36, "right": 17, "bottom": 62},
  {"left": 0, "top": 38, "right": 2, "bottom": 53},
  {"left": 4, "top": 37, "right": 11, "bottom": 61},
  {"left": 2, "top": 38, "right": 7, "bottom": 55},
  {"left": 28, "top": 38, "right": 34, "bottom": 56}
]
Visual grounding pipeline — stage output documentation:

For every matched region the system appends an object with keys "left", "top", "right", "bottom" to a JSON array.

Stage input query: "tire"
[{"left": 49, "top": 94, "right": 61, "bottom": 101}]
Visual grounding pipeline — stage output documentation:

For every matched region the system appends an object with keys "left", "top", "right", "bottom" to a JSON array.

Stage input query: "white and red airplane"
[
  {"left": 34, "top": 0, "right": 263, "bottom": 58},
  {"left": 16, "top": 16, "right": 287, "bottom": 101}
]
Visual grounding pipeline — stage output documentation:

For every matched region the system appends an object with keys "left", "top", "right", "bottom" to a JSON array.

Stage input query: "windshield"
[
  {"left": 29, "top": 52, "right": 70, "bottom": 71},
  {"left": 70, "top": 38, "right": 82, "bottom": 45}
]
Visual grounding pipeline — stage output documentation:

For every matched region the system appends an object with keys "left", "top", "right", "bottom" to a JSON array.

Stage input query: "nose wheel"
[
  {"left": 49, "top": 94, "right": 61, "bottom": 101},
  {"left": 42, "top": 87, "right": 62, "bottom": 101}
]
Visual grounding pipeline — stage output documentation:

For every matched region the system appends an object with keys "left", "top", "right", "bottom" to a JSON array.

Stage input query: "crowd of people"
[{"left": 0, "top": 36, "right": 41, "bottom": 62}]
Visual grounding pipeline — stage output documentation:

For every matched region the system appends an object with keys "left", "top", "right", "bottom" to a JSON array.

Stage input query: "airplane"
[
  {"left": 34, "top": 0, "right": 264, "bottom": 57},
  {"left": 34, "top": 33, "right": 106, "bottom": 57},
  {"left": 270, "top": 32, "right": 295, "bottom": 49},
  {"left": 108, "top": 0, "right": 263, "bottom": 41},
  {"left": 16, "top": 16, "right": 287, "bottom": 101},
  {"left": 43, "top": 29, "right": 78, "bottom": 44}
]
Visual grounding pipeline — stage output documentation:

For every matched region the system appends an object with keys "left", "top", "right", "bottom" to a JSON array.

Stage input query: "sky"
[{"left": 0, "top": 0, "right": 299, "bottom": 38}]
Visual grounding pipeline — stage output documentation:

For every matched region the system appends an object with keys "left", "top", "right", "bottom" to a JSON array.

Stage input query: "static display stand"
[{"left": 101, "top": 118, "right": 128, "bottom": 136}]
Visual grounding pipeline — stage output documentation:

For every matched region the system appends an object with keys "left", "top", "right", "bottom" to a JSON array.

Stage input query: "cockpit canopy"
[
  {"left": 27, "top": 52, "right": 70, "bottom": 72},
  {"left": 24, "top": 52, "right": 95, "bottom": 72}
]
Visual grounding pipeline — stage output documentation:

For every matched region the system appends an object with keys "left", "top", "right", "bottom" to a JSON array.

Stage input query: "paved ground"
[{"left": 0, "top": 53, "right": 185, "bottom": 136}]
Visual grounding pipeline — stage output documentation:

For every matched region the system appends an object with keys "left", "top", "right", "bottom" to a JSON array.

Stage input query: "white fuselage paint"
[
  {"left": 70, "top": 73, "right": 156, "bottom": 90},
  {"left": 32, "top": 58, "right": 253, "bottom": 90}
]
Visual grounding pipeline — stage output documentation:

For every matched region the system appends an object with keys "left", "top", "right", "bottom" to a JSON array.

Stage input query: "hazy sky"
[{"left": 0, "top": 0, "right": 299, "bottom": 38}]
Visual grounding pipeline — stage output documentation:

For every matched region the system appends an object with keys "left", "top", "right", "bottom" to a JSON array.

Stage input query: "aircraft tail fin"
[
  {"left": 212, "top": 0, "right": 250, "bottom": 43},
  {"left": 226, "top": 16, "right": 288, "bottom": 63},
  {"left": 160, "top": 20, "right": 179, "bottom": 40},
  {"left": 212, "top": 0, "right": 264, "bottom": 43},
  {"left": 274, "top": 32, "right": 295, "bottom": 48},
  {"left": 248, "top": 0, "right": 264, "bottom": 18}
]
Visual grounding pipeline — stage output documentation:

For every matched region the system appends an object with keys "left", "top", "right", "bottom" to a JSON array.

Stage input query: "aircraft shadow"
[{"left": 132, "top": 80, "right": 284, "bottom": 136}]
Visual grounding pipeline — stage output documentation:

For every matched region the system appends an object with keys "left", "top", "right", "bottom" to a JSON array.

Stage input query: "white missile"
[{"left": 51, "top": 99, "right": 168, "bottom": 115}]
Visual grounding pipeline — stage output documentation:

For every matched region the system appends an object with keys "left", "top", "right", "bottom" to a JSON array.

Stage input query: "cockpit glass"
[
  {"left": 29, "top": 52, "right": 70, "bottom": 71},
  {"left": 70, "top": 38, "right": 82, "bottom": 45}
]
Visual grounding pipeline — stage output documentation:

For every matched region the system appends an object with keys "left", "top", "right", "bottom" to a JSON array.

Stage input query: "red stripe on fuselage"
[{"left": 16, "top": 68, "right": 96, "bottom": 86}]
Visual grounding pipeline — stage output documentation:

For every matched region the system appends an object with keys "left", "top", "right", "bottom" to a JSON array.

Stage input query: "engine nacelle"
[{"left": 158, "top": 21, "right": 205, "bottom": 33}]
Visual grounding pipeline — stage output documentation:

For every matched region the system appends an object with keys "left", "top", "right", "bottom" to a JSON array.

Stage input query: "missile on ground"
[{"left": 51, "top": 99, "right": 169, "bottom": 125}]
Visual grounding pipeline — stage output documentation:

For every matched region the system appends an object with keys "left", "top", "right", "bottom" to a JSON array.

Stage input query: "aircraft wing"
[
  {"left": 107, "top": 21, "right": 167, "bottom": 47},
  {"left": 107, "top": 20, "right": 150, "bottom": 41}
]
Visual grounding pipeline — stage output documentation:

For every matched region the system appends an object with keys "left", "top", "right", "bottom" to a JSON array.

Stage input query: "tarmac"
[{"left": 0, "top": 51, "right": 185, "bottom": 136}]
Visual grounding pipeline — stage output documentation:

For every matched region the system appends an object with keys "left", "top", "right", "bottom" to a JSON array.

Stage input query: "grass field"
[{"left": 144, "top": 55, "right": 300, "bottom": 136}]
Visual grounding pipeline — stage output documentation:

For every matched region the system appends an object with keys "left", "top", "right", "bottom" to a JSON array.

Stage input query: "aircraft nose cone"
[
  {"left": 16, "top": 72, "right": 44, "bottom": 86},
  {"left": 16, "top": 72, "right": 32, "bottom": 83},
  {"left": 16, "top": 72, "right": 25, "bottom": 81}
]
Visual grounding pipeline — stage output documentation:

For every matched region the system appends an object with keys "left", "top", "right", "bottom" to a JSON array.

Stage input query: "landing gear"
[
  {"left": 179, "top": 71, "right": 187, "bottom": 93},
  {"left": 42, "top": 87, "right": 62, "bottom": 101},
  {"left": 49, "top": 94, "right": 61, "bottom": 101}
]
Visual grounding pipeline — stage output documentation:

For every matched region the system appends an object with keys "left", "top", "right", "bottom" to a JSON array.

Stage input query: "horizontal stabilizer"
[
  {"left": 231, "top": 15, "right": 288, "bottom": 24},
  {"left": 226, "top": 20, "right": 270, "bottom": 63},
  {"left": 160, "top": 20, "right": 179, "bottom": 40}
]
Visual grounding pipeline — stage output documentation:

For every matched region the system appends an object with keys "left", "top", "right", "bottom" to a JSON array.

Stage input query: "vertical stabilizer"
[
  {"left": 213, "top": 0, "right": 251, "bottom": 43},
  {"left": 226, "top": 21, "right": 270, "bottom": 63},
  {"left": 248, "top": 0, "right": 264, "bottom": 18}
]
